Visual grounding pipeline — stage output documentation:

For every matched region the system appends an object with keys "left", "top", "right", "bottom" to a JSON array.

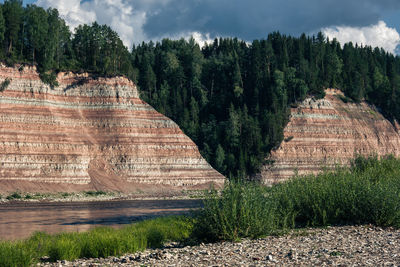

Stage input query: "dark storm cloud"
[{"left": 141, "top": 0, "right": 400, "bottom": 40}]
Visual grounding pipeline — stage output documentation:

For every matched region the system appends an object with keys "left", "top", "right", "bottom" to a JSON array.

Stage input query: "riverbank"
[
  {"left": 2, "top": 157, "right": 400, "bottom": 266},
  {"left": 0, "top": 190, "right": 206, "bottom": 204},
  {"left": 39, "top": 224, "right": 400, "bottom": 266}
]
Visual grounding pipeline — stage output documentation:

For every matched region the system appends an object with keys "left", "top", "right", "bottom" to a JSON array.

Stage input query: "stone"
[
  {"left": 49, "top": 226, "right": 393, "bottom": 267},
  {"left": 261, "top": 89, "right": 400, "bottom": 184},
  {"left": 0, "top": 65, "right": 225, "bottom": 193}
]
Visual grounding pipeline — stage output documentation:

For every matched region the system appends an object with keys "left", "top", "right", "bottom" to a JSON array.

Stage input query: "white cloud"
[
  {"left": 36, "top": 0, "right": 148, "bottom": 49},
  {"left": 35, "top": 0, "right": 214, "bottom": 49},
  {"left": 191, "top": 32, "right": 214, "bottom": 47},
  {"left": 36, "top": 0, "right": 96, "bottom": 29},
  {"left": 322, "top": 21, "right": 400, "bottom": 54},
  {"left": 36, "top": 0, "right": 218, "bottom": 49},
  {"left": 157, "top": 31, "right": 215, "bottom": 47},
  {"left": 38, "top": 1, "right": 400, "bottom": 54}
]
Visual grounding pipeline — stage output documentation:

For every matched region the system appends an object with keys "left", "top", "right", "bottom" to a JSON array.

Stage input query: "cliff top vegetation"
[{"left": 1, "top": 0, "right": 400, "bottom": 179}]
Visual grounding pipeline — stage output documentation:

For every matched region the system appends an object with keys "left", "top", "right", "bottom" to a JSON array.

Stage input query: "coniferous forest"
[{"left": 2, "top": 0, "right": 400, "bottom": 179}]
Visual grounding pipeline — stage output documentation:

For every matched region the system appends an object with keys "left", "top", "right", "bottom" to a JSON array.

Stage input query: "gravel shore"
[{"left": 40, "top": 224, "right": 400, "bottom": 266}]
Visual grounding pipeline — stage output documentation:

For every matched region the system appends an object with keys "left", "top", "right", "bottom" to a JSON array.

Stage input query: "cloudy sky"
[{"left": 11, "top": 0, "right": 400, "bottom": 54}]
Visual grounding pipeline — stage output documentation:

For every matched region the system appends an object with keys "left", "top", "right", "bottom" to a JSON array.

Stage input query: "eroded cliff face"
[
  {"left": 261, "top": 89, "right": 400, "bottom": 184},
  {"left": 0, "top": 65, "right": 224, "bottom": 192}
]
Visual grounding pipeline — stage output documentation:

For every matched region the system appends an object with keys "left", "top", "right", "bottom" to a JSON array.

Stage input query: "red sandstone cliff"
[
  {"left": 261, "top": 89, "right": 400, "bottom": 184},
  {"left": 0, "top": 65, "right": 225, "bottom": 193}
]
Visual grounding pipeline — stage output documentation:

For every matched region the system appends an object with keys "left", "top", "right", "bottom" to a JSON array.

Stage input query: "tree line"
[
  {"left": 2, "top": 0, "right": 400, "bottom": 179},
  {"left": 134, "top": 34, "right": 400, "bottom": 179},
  {"left": 0, "top": 0, "right": 132, "bottom": 85}
]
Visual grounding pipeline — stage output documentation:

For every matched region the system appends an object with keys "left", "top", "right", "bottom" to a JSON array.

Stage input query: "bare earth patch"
[{"left": 40, "top": 225, "right": 400, "bottom": 266}]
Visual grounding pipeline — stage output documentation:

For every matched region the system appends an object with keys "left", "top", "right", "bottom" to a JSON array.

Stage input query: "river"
[{"left": 0, "top": 199, "right": 203, "bottom": 240}]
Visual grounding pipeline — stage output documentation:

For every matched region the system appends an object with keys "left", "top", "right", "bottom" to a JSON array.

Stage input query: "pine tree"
[
  {"left": 0, "top": 5, "right": 5, "bottom": 58},
  {"left": 3, "top": 0, "right": 23, "bottom": 58},
  {"left": 25, "top": 5, "right": 48, "bottom": 65}
]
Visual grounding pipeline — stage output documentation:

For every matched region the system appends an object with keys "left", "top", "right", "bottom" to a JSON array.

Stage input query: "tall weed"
[{"left": 195, "top": 156, "right": 400, "bottom": 241}]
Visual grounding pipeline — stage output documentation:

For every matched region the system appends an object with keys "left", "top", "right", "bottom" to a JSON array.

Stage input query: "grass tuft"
[
  {"left": 0, "top": 216, "right": 194, "bottom": 266},
  {"left": 194, "top": 155, "right": 400, "bottom": 241},
  {"left": 0, "top": 242, "right": 34, "bottom": 267}
]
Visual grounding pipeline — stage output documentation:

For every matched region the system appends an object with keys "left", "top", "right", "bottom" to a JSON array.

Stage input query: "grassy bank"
[
  {"left": 0, "top": 216, "right": 193, "bottom": 267},
  {"left": 0, "top": 191, "right": 118, "bottom": 202},
  {"left": 0, "top": 190, "right": 206, "bottom": 203},
  {"left": 1, "top": 156, "right": 400, "bottom": 266},
  {"left": 196, "top": 156, "right": 400, "bottom": 241}
]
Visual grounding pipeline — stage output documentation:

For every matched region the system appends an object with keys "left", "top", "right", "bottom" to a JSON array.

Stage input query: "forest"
[{"left": 1, "top": 0, "right": 400, "bottom": 179}]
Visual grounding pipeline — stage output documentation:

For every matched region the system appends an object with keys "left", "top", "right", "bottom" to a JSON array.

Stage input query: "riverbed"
[{"left": 0, "top": 199, "right": 202, "bottom": 240}]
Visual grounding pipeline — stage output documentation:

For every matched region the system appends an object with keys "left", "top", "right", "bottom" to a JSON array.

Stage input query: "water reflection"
[{"left": 0, "top": 199, "right": 202, "bottom": 240}]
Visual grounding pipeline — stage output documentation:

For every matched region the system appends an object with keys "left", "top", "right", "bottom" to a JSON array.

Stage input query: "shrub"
[
  {"left": 193, "top": 182, "right": 279, "bottom": 242},
  {"left": 39, "top": 72, "right": 59, "bottom": 88},
  {"left": 275, "top": 155, "right": 400, "bottom": 228},
  {"left": 61, "top": 192, "right": 71, "bottom": 198},
  {"left": 0, "top": 78, "right": 10, "bottom": 92},
  {"left": 84, "top": 191, "right": 107, "bottom": 197},
  {"left": 337, "top": 94, "right": 354, "bottom": 103},
  {"left": 284, "top": 136, "right": 294, "bottom": 142},
  {"left": 194, "top": 156, "right": 400, "bottom": 241},
  {"left": 6, "top": 192, "right": 22, "bottom": 200}
]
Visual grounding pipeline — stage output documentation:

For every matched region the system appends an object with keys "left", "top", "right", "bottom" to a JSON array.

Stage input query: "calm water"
[{"left": 0, "top": 199, "right": 203, "bottom": 240}]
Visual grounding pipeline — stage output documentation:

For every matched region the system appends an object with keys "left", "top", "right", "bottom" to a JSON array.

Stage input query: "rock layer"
[
  {"left": 0, "top": 65, "right": 224, "bottom": 192},
  {"left": 261, "top": 89, "right": 400, "bottom": 184}
]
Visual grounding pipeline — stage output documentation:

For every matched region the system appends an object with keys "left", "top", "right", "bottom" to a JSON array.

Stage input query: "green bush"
[
  {"left": 6, "top": 192, "right": 22, "bottom": 200},
  {"left": 0, "top": 78, "right": 10, "bottom": 92},
  {"left": 84, "top": 191, "right": 107, "bottom": 197},
  {"left": 275, "top": 155, "right": 400, "bottom": 228},
  {"left": 337, "top": 94, "right": 354, "bottom": 103},
  {"left": 193, "top": 182, "right": 279, "bottom": 242},
  {"left": 194, "top": 156, "right": 400, "bottom": 241},
  {"left": 39, "top": 72, "right": 59, "bottom": 88}
]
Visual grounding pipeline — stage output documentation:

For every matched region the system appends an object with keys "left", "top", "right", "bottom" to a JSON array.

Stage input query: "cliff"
[
  {"left": 261, "top": 89, "right": 400, "bottom": 184},
  {"left": 0, "top": 65, "right": 224, "bottom": 193}
]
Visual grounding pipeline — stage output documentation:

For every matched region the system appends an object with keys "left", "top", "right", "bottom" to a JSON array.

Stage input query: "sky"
[{"left": 11, "top": 0, "right": 400, "bottom": 54}]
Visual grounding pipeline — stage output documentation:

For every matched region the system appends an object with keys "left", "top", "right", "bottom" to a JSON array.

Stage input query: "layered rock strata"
[
  {"left": 0, "top": 65, "right": 224, "bottom": 192},
  {"left": 261, "top": 89, "right": 400, "bottom": 184}
]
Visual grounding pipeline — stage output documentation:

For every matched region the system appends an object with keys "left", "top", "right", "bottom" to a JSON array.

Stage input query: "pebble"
[{"left": 39, "top": 225, "right": 400, "bottom": 266}]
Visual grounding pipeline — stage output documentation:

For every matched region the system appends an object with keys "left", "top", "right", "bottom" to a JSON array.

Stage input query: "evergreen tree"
[
  {"left": 3, "top": 0, "right": 23, "bottom": 59},
  {"left": 0, "top": 5, "right": 5, "bottom": 59},
  {"left": 25, "top": 5, "right": 48, "bottom": 65}
]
